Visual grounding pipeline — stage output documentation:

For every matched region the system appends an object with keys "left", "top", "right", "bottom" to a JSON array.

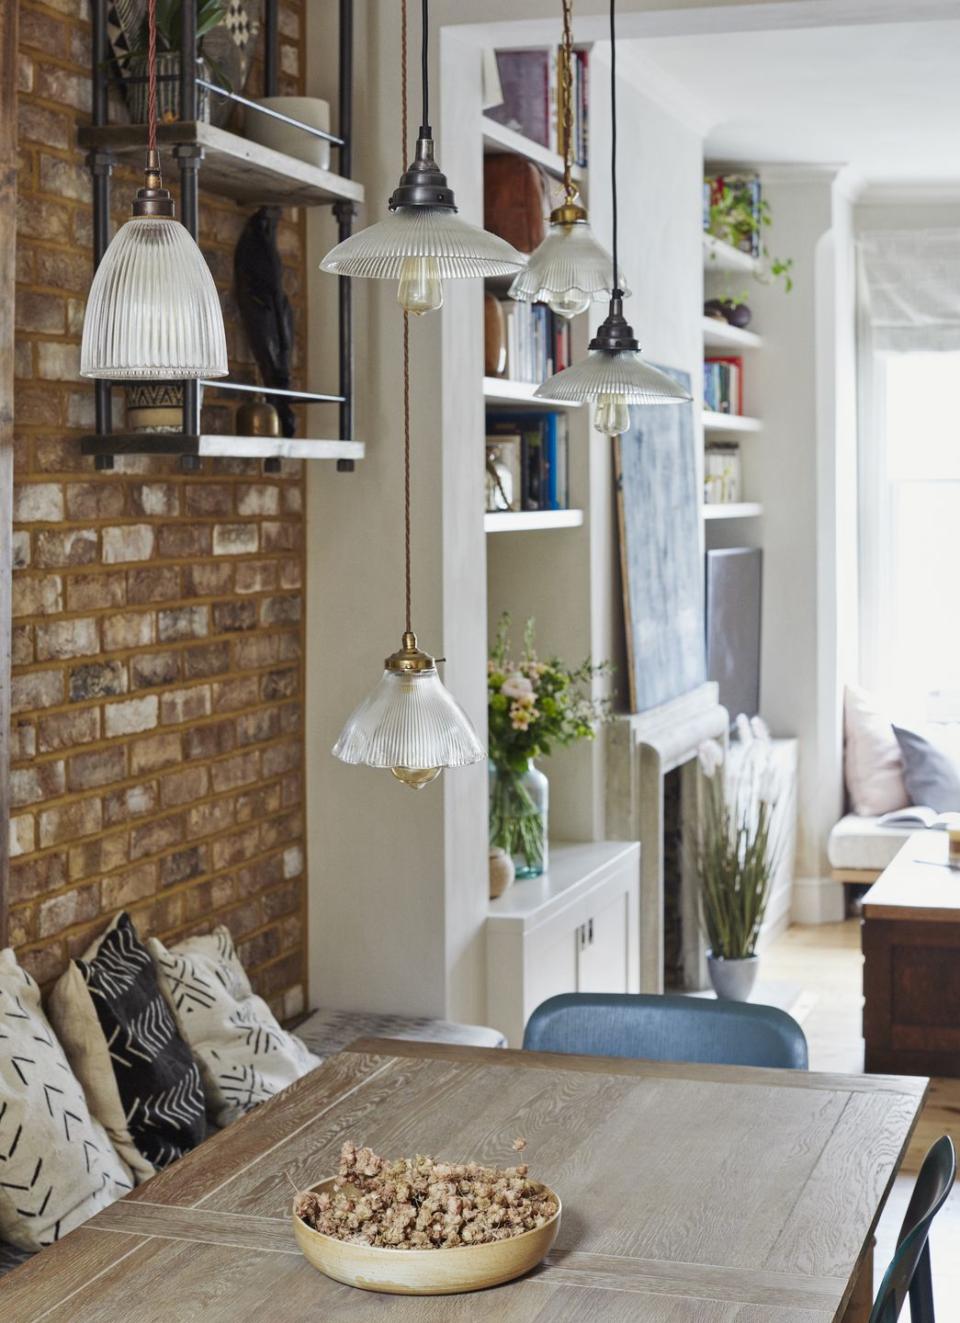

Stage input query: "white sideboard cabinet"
[{"left": 486, "top": 841, "right": 641, "bottom": 1047}]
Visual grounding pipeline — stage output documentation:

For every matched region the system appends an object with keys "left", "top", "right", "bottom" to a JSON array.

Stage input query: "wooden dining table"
[{"left": 2, "top": 1038, "right": 926, "bottom": 1321}]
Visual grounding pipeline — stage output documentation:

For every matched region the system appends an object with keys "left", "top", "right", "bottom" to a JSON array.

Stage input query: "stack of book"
[
  {"left": 498, "top": 300, "right": 572, "bottom": 384},
  {"left": 487, "top": 47, "right": 589, "bottom": 165},
  {"left": 704, "top": 356, "right": 743, "bottom": 415},
  {"left": 485, "top": 412, "right": 570, "bottom": 513}
]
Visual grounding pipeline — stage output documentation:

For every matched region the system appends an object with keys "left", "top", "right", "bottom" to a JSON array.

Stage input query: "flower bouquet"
[
  {"left": 697, "top": 716, "right": 782, "bottom": 999},
  {"left": 488, "top": 615, "right": 611, "bottom": 878}
]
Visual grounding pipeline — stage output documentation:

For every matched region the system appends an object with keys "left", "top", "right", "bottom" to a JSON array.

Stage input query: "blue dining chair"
[
  {"left": 522, "top": 992, "right": 809, "bottom": 1070},
  {"left": 868, "top": 1135, "right": 956, "bottom": 1323}
]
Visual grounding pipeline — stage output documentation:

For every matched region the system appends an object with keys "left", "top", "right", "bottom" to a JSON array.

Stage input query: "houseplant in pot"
[
  {"left": 488, "top": 615, "right": 610, "bottom": 879},
  {"left": 697, "top": 716, "right": 781, "bottom": 1000}
]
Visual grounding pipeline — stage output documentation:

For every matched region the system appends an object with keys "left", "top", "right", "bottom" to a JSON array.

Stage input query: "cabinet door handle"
[
  {"left": 588, "top": 918, "right": 594, "bottom": 945},
  {"left": 578, "top": 924, "right": 586, "bottom": 951}
]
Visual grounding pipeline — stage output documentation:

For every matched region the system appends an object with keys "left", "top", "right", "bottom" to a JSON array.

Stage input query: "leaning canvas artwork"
[{"left": 615, "top": 367, "right": 705, "bottom": 712}]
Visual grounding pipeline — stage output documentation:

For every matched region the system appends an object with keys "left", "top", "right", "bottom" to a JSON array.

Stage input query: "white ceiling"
[{"left": 630, "top": 19, "right": 960, "bottom": 185}]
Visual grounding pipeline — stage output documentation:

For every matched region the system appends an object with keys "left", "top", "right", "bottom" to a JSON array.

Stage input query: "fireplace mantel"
[{"left": 606, "top": 683, "right": 728, "bottom": 992}]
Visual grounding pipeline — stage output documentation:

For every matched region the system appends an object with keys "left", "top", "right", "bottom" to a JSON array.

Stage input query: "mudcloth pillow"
[
  {"left": 0, "top": 949, "right": 132, "bottom": 1250},
  {"left": 148, "top": 926, "right": 319, "bottom": 1127},
  {"left": 49, "top": 913, "right": 205, "bottom": 1180}
]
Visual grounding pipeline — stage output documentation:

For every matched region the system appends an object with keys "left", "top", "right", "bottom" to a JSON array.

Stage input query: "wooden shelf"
[
  {"left": 703, "top": 502, "right": 763, "bottom": 521},
  {"left": 484, "top": 509, "right": 584, "bottom": 533},
  {"left": 80, "top": 433, "right": 364, "bottom": 462},
  {"left": 481, "top": 116, "right": 583, "bottom": 184},
  {"left": 702, "top": 317, "right": 763, "bottom": 350},
  {"left": 702, "top": 233, "right": 761, "bottom": 276},
  {"left": 703, "top": 410, "right": 762, "bottom": 434},
  {"left": 78, "top": 121, "right": 365, "bottom": 209},
  {"left": 483, "top": 378, "right": 581, "bottom": 409}
]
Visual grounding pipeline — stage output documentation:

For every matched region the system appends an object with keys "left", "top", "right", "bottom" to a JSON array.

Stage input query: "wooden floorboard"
[{"left": 764, "top": 918, "right": 960, "bottom": 1317}]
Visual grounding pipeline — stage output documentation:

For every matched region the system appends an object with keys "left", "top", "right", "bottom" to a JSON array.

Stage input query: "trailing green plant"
[
  {"left": 488, "top": 614, "right": 611, "bottom": 868},
  {"left": 705, "top": 174, "right": 794, "bottom": 295},
  {"left": 697, "top": 716, "right": 781, "bottom": 960}
]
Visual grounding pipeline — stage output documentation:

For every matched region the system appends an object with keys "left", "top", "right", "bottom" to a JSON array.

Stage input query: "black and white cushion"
[
  {"left": 0, "top": 949, "right": 133, "bottom": 1251},
  {"left": 49, "top": 914, "right": 206, "bottom": 1182},
  {"left": 148, "top": 926, "right": 319, "bottom": 1127}
]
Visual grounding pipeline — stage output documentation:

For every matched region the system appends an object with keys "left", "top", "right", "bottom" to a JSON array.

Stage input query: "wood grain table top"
[
  {"left": 1, "top": 1039, "right": 927, "bottom": 1322},
  {"left": 863, "top": 830, "right": 960, "bottom": 922}
]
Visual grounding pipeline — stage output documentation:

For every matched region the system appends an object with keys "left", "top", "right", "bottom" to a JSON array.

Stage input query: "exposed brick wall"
[{"left": 11, "top": 0, "right": 311, "bottom": 1020}]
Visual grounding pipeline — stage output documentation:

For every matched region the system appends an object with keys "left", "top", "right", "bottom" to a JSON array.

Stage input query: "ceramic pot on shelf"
[
  {"left": 488, "top": 848, "right": 515, "bottom": 900},
  {"left": 706, "top": 951, "right": 758, "bottom": 1002}
]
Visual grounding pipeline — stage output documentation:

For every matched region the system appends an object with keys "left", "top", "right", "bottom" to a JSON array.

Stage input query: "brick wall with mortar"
[{"left": 11, "top": 0, "right": 314, "bottom": 1020}]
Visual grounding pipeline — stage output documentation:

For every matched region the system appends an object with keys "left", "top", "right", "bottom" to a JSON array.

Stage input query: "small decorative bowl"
[{"left": 292, "top": 1177, "right": 561, "bottom": 1295}]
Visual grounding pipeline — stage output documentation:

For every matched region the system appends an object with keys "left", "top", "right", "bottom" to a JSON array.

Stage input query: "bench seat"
[{"left": 828, "top": 814, "right": 912, "bottom": 879}]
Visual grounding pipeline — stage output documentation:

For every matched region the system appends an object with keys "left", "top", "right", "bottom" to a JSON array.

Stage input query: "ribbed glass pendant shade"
[
  {"left": 321, "top": 206, "right": 524, "bottom": 281},
  {"left": 510, "top": 220, "right": 626, "bottom": 319},
  {"left": 333, "top": 660, "right": 485, "bottom": 789},
  {"left": 535, "top": 349, "right": 691, "bottom": 404},
  {"left": 81, "top": 216, "right": 228, "bottom": 380}
]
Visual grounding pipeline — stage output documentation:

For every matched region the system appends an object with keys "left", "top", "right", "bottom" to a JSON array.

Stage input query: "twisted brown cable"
[
  {"left": 560, "top": 0, "right": 576, "bottom": 203},
  {"left": 147, "top": 0, "right": 158, "bottom": 158}
]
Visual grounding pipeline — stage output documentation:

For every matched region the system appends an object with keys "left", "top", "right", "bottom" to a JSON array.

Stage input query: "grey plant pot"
[{"left": 707, "top": 952, "right": 759, "bottom": 1002}]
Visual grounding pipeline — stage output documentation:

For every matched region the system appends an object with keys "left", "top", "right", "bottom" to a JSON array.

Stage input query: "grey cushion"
[
  {"left": 0, "top": 1239, "right": 33, "bottom": 1278},
  {"left": 827, "top": 814, "right": 912, "bottom": 871},
  {"left": 296, "top": 1009, "right": 506, "bottom": 1060},
  {"left": 893, "top": 725, "right": 960, "bottom": 813}
]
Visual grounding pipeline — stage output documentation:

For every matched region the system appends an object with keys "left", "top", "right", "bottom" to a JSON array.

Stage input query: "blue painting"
[{"left": 614, "top": 367, "right": 705, "bottom": 713}]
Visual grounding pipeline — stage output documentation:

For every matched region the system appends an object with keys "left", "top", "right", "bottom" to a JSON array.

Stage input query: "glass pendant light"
[
  {"left": 320, "top": 0, "right": 523, "bottom": 315},
  {"left": 80, "top": 0, "right": 227, "bottom": 380},
  {"left": 333, "top": 316, "right": 485, "bottom": 787},
  {"left": 535, "top": 0, "right": 690, "bottom": 430},
  {"left": 509, "top": 0, "right": 623, "bottom": 320}
]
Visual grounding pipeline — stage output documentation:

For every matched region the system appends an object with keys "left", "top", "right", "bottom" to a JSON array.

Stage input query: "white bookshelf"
[
  {"left": 481, "top": 116, "right": 583, "bottom": 184},
  {"left": 484, "top": 509, "right": 584, "bottom": 534},
  {"left": 702, "top": 232, "right": 761, "bottom": 275},
  {"left": 483, "top": 378, "right": 581, "bottom": 409},
  {"left": 702, "top": 317, "right": 763, "bottom": 351},
  {"left": 703, "top": 502, "right": 763, "bottom": 521},
  {"left": 703, "top": 410, "right": 762, "bottom": 434}
]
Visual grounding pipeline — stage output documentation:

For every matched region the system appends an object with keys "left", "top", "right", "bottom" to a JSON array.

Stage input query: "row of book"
[
  {"left": 704, "top": 356, "right": 744, "bottom": 416},
  {"left": 485, "top": 412, "right": 570, "bottom": 514},
  {"left": 497, "top": 300, "right": 573, "bottom": 385},
  {"left": 487, "top": 47, "right": 589, "bottom": 166},
  {"left": 704, "top": 442, "right": 742, "bottom": 505}
]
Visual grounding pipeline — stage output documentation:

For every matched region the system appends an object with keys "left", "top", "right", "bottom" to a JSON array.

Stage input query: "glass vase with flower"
[{"left": 488, "top": 615, "right": 611, "bottom": 879}]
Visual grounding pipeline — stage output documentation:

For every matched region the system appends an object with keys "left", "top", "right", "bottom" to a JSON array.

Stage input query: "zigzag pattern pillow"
[
  {"left": 0, "top": 949, "right": 133, "bottom": 1250},
  {"left": 49, "top": 914, "right": 205, "bottom": 1182},
  {"left": 148, "top": 926, "right": 319, "bottom": 1127}
]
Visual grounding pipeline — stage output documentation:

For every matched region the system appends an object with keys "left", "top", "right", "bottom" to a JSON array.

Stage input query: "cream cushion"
[
  {"left": 844, "top": 685, "right": 909, "bottom": 816},
  {"left": 0, "top": 949, "right": 133, "bottom": 1250},
  {"left": 827, "top": 814, "right": 912, "bottom": 873},
  {"left": 147, "top": 926, "right": 320, "bottom": 1127}
]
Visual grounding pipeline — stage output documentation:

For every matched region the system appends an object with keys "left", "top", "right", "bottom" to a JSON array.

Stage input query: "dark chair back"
[
  {"left": 522, "top": 992, "right": 808, "bottom": 1070},
  {"left": 869, "top": 1135, "right": 956, "bottom": 1323}
]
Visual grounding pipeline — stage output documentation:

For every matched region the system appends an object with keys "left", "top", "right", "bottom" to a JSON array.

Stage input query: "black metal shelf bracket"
[{"left": 87, "top": 0, "right": 357, "bottom": 475}]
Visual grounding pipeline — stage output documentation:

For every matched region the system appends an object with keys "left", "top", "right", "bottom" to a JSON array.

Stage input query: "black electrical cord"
[
  {"left": 421, "top": 0, "right": 430, "bottom": 135},
  {"left": 610, "top": 0, "right": 620, "bottom": 298}
]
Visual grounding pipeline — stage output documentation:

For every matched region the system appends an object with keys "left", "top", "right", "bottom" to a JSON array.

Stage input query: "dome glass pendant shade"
[
  {"left": 81, "top": 154, "right": 228, "bottom": 381},
  {"left": 509, "top": 207, "right": 626, "bottom": 320},
  {"left": 534, "top": 0, "right": 690, "bottom": 431},
  {"left": 333, "top": 632, "right": 485, "bottom": 789},
  {"left": 321, "top": 134, "right": 524, "bottom": 315},
  {"left": 535, "top": 295, "right": 691, "bottom": 434}
]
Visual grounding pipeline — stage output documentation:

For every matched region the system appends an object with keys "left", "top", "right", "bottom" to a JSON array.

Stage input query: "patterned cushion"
[
  {"left": 48, "top": 913, "right": 205, "bottom": 1182},
  {"left": 147, "top": 927, "right": 320, "bottom": 1127},
  {"left": 0, "top": 949, "right": 133, "bottom": 1251}
]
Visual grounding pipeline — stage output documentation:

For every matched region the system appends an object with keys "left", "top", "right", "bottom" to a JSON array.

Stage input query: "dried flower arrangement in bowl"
[{"left": 291, "top": 1140, "right": 561, "bottom": 1295}]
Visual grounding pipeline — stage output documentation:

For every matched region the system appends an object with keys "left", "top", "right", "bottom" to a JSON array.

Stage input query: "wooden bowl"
[{"left": 292, "top": 1177, "right": 561, "bottom": 1295}]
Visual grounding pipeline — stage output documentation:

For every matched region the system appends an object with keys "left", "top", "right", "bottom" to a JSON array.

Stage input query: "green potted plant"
[
  {"left": 697, "top": 716, "right": 781, "bottom": 1000},
  {"left": 705, "top": 173, "right": 794, "bottom": 301},
  {"left": 118, "top": 0, "right": 232, "bottom": 127},
  {"left": 488, "top": 615, "right": 611, "bottom": 879}
]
